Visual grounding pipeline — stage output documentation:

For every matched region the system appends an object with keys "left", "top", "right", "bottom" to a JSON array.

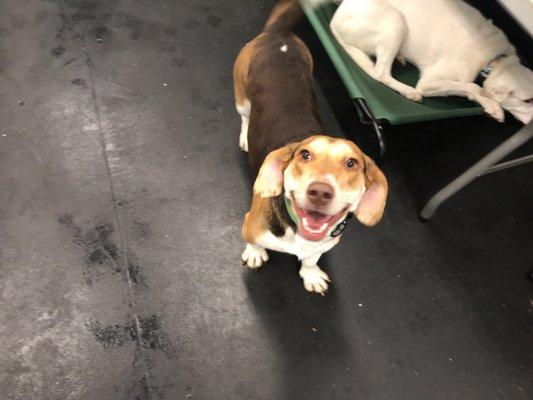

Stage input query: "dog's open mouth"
[{"left": 293, "top": 204, "right": 347, "bottom": 241}]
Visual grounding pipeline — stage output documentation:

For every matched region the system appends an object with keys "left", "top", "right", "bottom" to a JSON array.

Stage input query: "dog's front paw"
[
  {"left": 299, "top": 265, "right": 330, "bottom": 295},
  {"left": 402, "top": 88, "right": 422, "bottom": 102},
  {"left": 486, "top": 104, "right": 505, "bottom": 123},
  {"left": 242, "top": 244, "right": 268, "bottom": 269},
  {"left": 478, "top": 97, "right": 505, "bottom": 122}
]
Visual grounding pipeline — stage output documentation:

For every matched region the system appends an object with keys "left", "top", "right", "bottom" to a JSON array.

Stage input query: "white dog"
[{"left": 314, "top": 0, "right": 533, "bottom": 123}]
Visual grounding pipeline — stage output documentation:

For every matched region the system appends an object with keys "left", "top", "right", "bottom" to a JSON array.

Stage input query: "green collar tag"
[{"left": 284, "top": 196, "right": 299, "bottom": 225}]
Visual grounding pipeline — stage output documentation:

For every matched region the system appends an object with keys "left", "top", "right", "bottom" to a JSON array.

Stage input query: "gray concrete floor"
[{"left": 0, "top": 1, "right": 532, "bottom": 399}]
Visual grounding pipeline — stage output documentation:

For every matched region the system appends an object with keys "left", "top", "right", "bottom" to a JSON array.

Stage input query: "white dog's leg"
[
  {"left": 374, "top": 48, "right": 422, "bottom": 102},
  {"left": 417, "top": 78, "right": 504, "bottom": 122},
  {"left": 331, "top": 0, "right": 421, "bottom": 102},
  {"left": 236, "top": 99, "right": 251, "bottom": 152},
  {"left": 299, "top": 253, "right": 330, "bottom": 295},
  {"left": 242, "top": 243, "right": 268, "bottom": 269}
]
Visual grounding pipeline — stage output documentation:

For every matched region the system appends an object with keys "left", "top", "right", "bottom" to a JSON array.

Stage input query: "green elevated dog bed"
[
  {"left": 301, "top": 0, "right": 532, "bottom": 219},
  {"left": 301, "top": 0, "right": 484, "bottom": 156}
]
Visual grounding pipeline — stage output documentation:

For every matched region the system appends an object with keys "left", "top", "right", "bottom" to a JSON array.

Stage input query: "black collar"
[
  {"left": 474, "top": 54, "right": 507, "bottom": 86},
  {"left": 329, "top": 213, "right": 353, "bottom": 238}
]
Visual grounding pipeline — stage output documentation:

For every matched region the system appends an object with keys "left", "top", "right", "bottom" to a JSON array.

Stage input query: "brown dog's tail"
[{"left": 263, "top": 0, "right": 303, "bottom": 34}]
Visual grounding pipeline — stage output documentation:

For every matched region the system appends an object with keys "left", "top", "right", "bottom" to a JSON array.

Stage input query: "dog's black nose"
[{"left": 307, "top": 182, "right": 334, "bottom": 206}]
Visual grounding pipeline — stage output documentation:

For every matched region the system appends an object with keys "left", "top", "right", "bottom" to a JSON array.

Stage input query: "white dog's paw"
[
  {"left": 478, "top": 96, "right": 505, "bottom": 122},
  {"left": 487, "top": 104, "right": 505, "bottom": 123},
  {"left": 402, "top": 88, "right": 422, "bottom": 102},
  {"left": 299, "top": 265, "right": 330, "bottom": 295},
  {"left": 242, "top": 244, "right": 268, "bottom": 269}
]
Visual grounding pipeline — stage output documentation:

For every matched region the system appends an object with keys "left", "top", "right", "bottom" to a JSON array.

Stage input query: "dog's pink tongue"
[{"left": 306, "top": 211, "right": 330, "bottom": 227}]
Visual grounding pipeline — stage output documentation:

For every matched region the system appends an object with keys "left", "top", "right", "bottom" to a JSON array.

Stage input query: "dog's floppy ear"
[
  {"left": 355, "top": 155, "right": 388, "bottom": 226},
  {"left": 253, "top": 143, "right": 299, "bottom": 198}
]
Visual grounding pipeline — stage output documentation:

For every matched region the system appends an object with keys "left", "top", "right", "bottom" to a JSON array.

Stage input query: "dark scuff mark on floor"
[
  {"left": 70, "top": 77, "right": 87, "bottom": 86},
  {"left": 84, "top": 315, "right": 181, "bottom": 356},
  {"left": 84, "top": 320, "right": 135, "bottom": 349},
  {"left": 51, "top": 44, "right": 66, "bottom": 56},
  {"left": 49, "top": 0, "right": 179, "bottom": 55},
  {"left": 57, "top": 213, "right": 147, "bottom": 287}
]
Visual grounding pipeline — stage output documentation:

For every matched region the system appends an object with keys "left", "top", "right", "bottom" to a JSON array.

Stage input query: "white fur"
[
  {"left": 299, "top": 260, "right": 330, "bottom": 295},
  {"left": 280, "top": 44, "right": 288, "bottom": 52},
  {"left": 242, "top": 225, "right": 341, "bottom": 294},
  {"left": 242, "top": 243, "right": 268, "bottom": 268},
  {"left": 329, "top": 0, "right": 533, "bottom": 123},
  {"left": 236, "top": 99, "right": 251, "bottom": 151}
]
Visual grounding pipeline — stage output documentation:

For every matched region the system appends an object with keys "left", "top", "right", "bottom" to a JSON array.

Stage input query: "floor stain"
[
  {"left": 85, "top": 315, "right": 181, "bottom": 356},
  {"left": 51, "top": 45, "right": 66, "bottom": 57},
  {"left": 58, "top": 213, "right": 153, "bottom": 287},
  {"left": 70, "top": 77, "right": 87, "bottom": 86}
]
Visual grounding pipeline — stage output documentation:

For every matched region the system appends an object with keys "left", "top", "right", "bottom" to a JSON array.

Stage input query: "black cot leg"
[{"left": 354, "top": 98, "right": 386, "bottom": 162}]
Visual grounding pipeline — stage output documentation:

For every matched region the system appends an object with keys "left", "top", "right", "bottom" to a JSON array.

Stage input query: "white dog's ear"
[
  {"left": 355, "top": 156, "right": 388, "bottom": 226},
  {"left": 484, "top": 86, "right": 511, "bottom": 103},
  {"left": 253, "top": 143, "right": 299, "bottom": 198}
]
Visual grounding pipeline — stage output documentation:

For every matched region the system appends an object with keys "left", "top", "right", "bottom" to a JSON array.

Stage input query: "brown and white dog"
[{"left": 233, "top": 0, "right": 388, "bottom": 294}]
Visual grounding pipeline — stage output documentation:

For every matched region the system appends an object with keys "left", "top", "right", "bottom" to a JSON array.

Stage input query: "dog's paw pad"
[
  {"left": 242, "top": 244, "right": 268, "bottom": 269},
  {"left": 299, "top": 265, "right": 330, "bottom": 294}
]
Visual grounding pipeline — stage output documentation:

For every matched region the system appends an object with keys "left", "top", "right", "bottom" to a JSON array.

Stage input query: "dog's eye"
[
  {"left": 525, "top": 98, "right": 533, "bottom": 104},
  {"left": 345, "top": 158, "right": 358, "bottom": 169},
  {"left": 300, "top": 149, "right": 311, "bottom": 161}
]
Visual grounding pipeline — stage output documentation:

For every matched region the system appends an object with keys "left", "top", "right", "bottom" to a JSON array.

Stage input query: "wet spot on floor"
[
  {"left": 58, "top": 214, "right": 122, "bottom": 285},
  {"left": 137, "top": 315, "right": 163, "bottom": 350},
  {"left": 116, "top": 199, "right": 129, "bottom": 208},
  {"left": 85, "top": 315, "right": 180, "bottom": 356},
  {"left": 51, "top": 45, "right": 66, "bottom": 57},
  {"left": 206, "top": 15, "right": 221, "bottom": 27},
  {"left": 70, "top": 77, "right": 87, "bottom": 87},
  {"left": 91, "top": 25, "right": 109, "bottom": 40},
  {"left": 58, "top": 213, "right": 154, "bottom": 287},
  {"left": 85, "top": 320, "right": 134, "bottom": 349}
]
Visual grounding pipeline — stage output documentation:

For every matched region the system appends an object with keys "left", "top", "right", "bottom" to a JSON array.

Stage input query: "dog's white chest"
[{"left": 257, "top": 228, "right": 340, "bottom": 260}]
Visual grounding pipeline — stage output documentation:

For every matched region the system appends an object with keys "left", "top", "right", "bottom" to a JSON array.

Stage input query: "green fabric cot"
[{"left": 301, "top": 0, "right": 484, "bottom": 125}]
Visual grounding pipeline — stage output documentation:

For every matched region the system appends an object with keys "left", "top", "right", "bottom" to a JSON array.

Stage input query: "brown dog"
[{"left": 234, "top": 0, "right": 388, "bottom": 294}]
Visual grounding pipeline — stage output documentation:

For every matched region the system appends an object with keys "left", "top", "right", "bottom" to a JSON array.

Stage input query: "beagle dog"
[{"left": 233, "top": 0, "right": 388, "bottom": 294}]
